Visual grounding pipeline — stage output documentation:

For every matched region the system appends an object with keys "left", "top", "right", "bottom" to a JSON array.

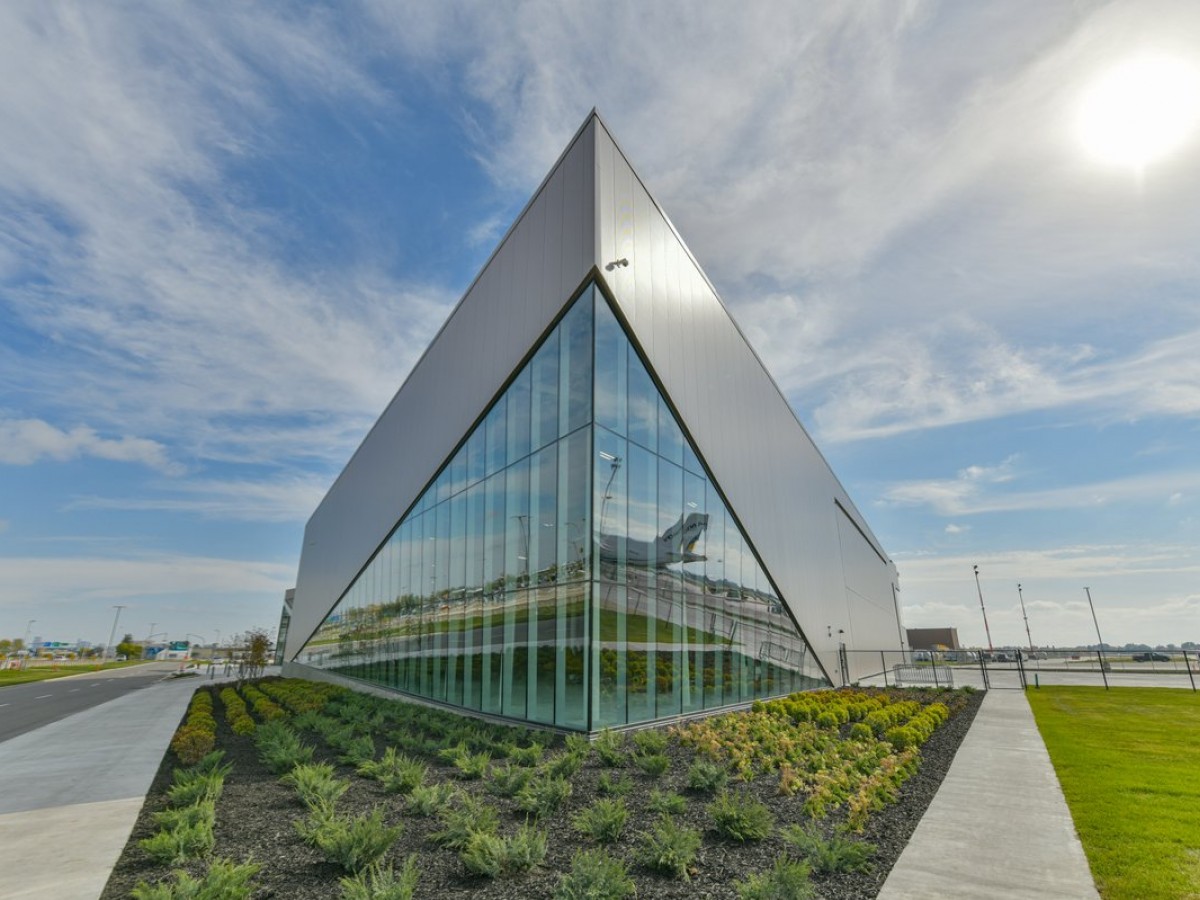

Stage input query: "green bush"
[
  {"left": 636, "top": 814, "right": 702, "bottom": 881},
  {"left": 139, "top": 817, "right": 215, "bottom": 865},
  {"left": 487, "top": 762, "right": 533, "bottom": 797},
  {"left": 554, "top": 848, "right": 636, "bottom": 900},
  {"left": 131, "top": 858, "right": 260, "bottom": 900},
  {"left": 709, "top": 791, "right": 775, "bottom": 842},
  {"left": 815, "top": 711, "right": 839, "bottom": 729},
  {"left": 544, "top": 749, "right": 587, "bottom": 779},
  {"left": 460, "top": 823, "right": 547, "bottom": 878},
  {"left": 431, "top": 795, "right": 500, "bottom": 850},
  {"left": 634, "top": 751, "right": 670, "bottom": 777},
  {"left": 254, "top": 720, "right": 314, "bottom": 774},
  {"left": 339, "top": 857, "right": 419, "bottom": 900},
  {"left": 687, "top": 759, "right": 728, "bottom": 793},
  {"left": 884, "top": 725, "right": 918, "bottom": 750},
  {"left": 505, "top": 742, "right": 545, "bottom": 767},
  {"left": 359, "top": 749, "right": 428, "bottom": 795},
  {"left": 849, "top": 722, "right": 874, "bottom": 742},
  {"left": 407, "top": 782, "right": 459, "bottom": 817},
  {"left": 781, "top": 824, "right": 875, "bottom": 874},
  {"left": 572, "top": 797, "right": 628, "bottom": 843},
  {"left": 339, "top": 734, "right": 377, "bottom": 767},
  {"left": 515, "top": 774, "right": 572, "bottom": 818},
  {"left": 564, "top": 733, "right": 590, "bottom": 756},
  {"left": 281, "top": 762, "right": 349, "bottom": 809},
  {"left": 188, "top": 751, "right": 230, "bottom": 777},
  {"left": 735, "top": 857, "right": 815, "bottom": 900},
  {"left": 170, "top": 725, "right": 215, "bottom": 767},
  {"left": 152, "top": 800, "right": 215, "bottom": 832},
  {"left": 593, "top": 729, "right": 626, "bottom": 767},
  {"left": 454, "top": 750, "right": 491, "bottom": 780},
  {"left": 166, "top": 770, "right": 225, "bottom": 808},
  {"left": 631, "top": 729, "right": 668, "bottom": 755},
  {"left": 304, "top": 806, "right": 403, "bottom": 874},
  {"left": 646, "top": 789, "right": 686, "bottom": 816},
  {"left": 597, "top": 771, "right": 634, "bottom": 796}
]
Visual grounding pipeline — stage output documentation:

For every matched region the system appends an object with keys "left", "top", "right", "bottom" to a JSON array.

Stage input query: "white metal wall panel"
[
  {"left": 592, "top": 117, "right": 899, "bottom": 682},
  {"left": 287, "top": 119, "right": 597, "bottom": 658}
]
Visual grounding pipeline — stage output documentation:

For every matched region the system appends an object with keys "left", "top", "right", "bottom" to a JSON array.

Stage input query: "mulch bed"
[{"left": 101, "top": 685, "right": 983, "bottom": 899}]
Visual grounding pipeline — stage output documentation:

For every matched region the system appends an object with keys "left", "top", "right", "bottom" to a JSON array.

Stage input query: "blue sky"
[{"left": 1, "top": 1, "right": 1197, "bottom": 651}]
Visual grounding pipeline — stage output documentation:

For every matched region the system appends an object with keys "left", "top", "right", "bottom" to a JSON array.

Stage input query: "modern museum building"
[{"left": 281, "top": 113, "right": 905, "bottom": 732}]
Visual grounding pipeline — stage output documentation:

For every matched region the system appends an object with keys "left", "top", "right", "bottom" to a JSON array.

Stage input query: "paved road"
[{"left": 0, "top": 663, "right": 181, "bottom": 744}]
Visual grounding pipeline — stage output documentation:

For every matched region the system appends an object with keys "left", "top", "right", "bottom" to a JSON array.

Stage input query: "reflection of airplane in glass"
[{"left": 598, "top": 512, "right": 709, "bottom": 568}]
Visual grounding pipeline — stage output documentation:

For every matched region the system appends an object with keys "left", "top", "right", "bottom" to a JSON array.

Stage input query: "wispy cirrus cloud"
[{"left": 68, "top": 474, "right": 330, "bottom": 524}]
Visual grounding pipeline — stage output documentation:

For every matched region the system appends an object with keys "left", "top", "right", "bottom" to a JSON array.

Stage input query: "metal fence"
[{"left": 842, "top": 648, "right": 1199, "bottom": 692}]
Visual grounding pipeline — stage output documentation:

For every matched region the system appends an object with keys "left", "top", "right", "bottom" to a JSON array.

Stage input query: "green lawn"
[
  {"left": 1027, "top": 686, "right": 1200, "bottom": 899},
  {"left": 0, "top": 659, "right": 149, "bottom": 687}
]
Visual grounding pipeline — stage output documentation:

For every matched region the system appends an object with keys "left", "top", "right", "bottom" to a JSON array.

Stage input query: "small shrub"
[
  {"left": 573, "top": 797, "right": 628, "bottom": 843},
  {"left": 781, "top": 824, "right": 875, "bottom": 874},
  {"left": 166, "top": 770, "right": 224, "bottom": 808},
  {"left": 597, "top": 771, "right": 634, "bottom": 796},
  {"left": 189, "top": 750, "right": 230, "bottom": 776},
  {"left": 555, "top": 848, "right": 636, "bottom": 900},
  {"left": 487, "top": 762, "right": 533, "bottom": 797},
  {"left": 454, "top": 750, "right": 491, "bottom": 780},
  {"left": 307, "top": 806, "right": 403, "bottom": 874},
  {"left": 735, "top": 857, "right": 815, "bottom": 900},
  {"left": 592, "top": 729, "right": 626, "bottom": 768},
  {"left": 231, "top": 715, "right": 256, "bottom": 736},
  {"left": 281, "top": 762, "right": 349, "bottom": 809},
  {"left": 340, "top": 734, "right": 377, "bottom": 767},
  {"left": 687, "top": 759, "right": 728, "bottom": 793},
  {"left": 339, "top": 857, "right": 419, "bottom": 900},
  {"left": 544, "top": 750, "right": 586, "bottom": 779},
  {"left": 631, "top": 729, "right": 668, "bottom": 755},
  {"left": 636, "top": 814, "right": 701, "bottom": 881},
  {"left": 646, "top": 789, "right": 686, "bottom": 816},
  {"left": 710, "top": 792, "right": 774, "bottom": 842},
  {"left": 431, "top": 795, "right": 500, "bottom": 850},
  {"left": 849, "top": 722, "right": 873, "bottom": 742},
  {"left": 407, "top": 782, "right": 459, "bottom": 817},
  {"left": 516, "top": 774, "right": 572, "bottom": 818},
  {"left": 359, "top": 748, "right": 428, "bottom": 795},
  {"left": 460, "top": 823, "right": 547, "bottom": 877},
  {"left": 506, "top": 742, "right": 545, "bottom": 767},
  {"left": 884, "top": 725, "right": 918, "bottom": 750},
  {"left": 139, "top": 818, "right": 215, "bottom": 865},
  {"left": 131, "top": 858, "right": 260, "bottom": 900},
  {"left": 152, "top": 799, "right": 215, "bottom": 832},
  {"left": 564, "top": 733, "right": 590, "bottom": 756},
  {"left": 634, "top": 752, "right": 670, "bottom": 777},
  {"left": 815, "top": 711, "right": 839, "bottom": 729},
  {"left": 254, "top": 720, "right": 314, "bottom": 775},
  {"left": 170, "top": 725, "right": 215, "bottom": 767}
]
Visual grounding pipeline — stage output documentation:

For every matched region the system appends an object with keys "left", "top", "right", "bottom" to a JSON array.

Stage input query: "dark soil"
[{"left": 102, "top": 685, "right": 983, "bottom": 899}]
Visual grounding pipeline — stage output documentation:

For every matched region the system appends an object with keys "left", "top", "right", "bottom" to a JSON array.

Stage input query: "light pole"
[
  {"left": 21, "top": 619, "right": 35, "bottom": 669},
  {"left": 1017, "top": 584, "right": 1034, "bottom": 652},
  {"left": 973, "top": 565, "right": 994, "bottom": 652},
  {"left": 147, "top": 622, "right": 157, "bottom": 643},
  {"left": 1084, "top": 587, "right": 1109, "bottom": 690},
  {"left": 106, "top": 605, "right": 127, "bottom": 662}
]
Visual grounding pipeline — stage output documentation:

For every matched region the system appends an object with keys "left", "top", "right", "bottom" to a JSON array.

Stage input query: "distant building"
[
  {"left": 282, "top": 113, "right": 904, "bottom": 732},
  {"left": 906, "top": 627, "right": 961, "bottom": 651}
]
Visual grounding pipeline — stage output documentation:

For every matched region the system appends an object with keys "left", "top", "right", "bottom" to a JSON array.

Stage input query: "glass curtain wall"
[{"left": 297, "top": 280, "right": 827, "bottom": 731}]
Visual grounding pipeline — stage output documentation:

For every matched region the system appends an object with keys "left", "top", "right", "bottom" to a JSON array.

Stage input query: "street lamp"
[
  {"left": 973, "top": 565, "right": 994, "bottom": 652},
  {"left": 1017, "top": 584, "right": 1034, "bottom": 652},
  {"left": 1084, "top": 587, "right": 1109, "bottom": 690},
  {"left": 106, "top": 605, "right": 127, "bottom": 662},
  {"left": 21, "top": 619, "right": 35, "bottom": 670}
]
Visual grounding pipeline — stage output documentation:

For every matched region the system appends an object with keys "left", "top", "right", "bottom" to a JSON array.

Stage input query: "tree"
[
  {"left": 0, "top": 638, "right": 11, "bottom": 656},
  {"left": 245, "top": 629, "right": 270, "bottom": 677},
  {"left": 116, "top": 633, "right": 142, "bottom": 660}
]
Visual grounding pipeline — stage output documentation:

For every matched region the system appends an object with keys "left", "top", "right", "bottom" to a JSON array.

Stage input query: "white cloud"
[
  {"left": 69, "top": 474, "right": 329, "bottom": 524},
  {"left": 944, "top": 523, "right": 969, "bottom": 535},
  {"left": 884, "top": 464, "right": 1200, "bottom": 517},
  {"left": 0, "top": 418, "right": 180, "bottom": 474}
]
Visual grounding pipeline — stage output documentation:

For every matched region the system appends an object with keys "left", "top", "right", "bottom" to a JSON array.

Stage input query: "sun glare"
[{"left": 1077, "top": 55, "right": 1200, "bottom": 169}]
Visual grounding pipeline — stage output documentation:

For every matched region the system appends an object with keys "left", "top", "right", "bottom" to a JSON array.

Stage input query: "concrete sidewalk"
[
  {"left": 878, "top": 689, "right": 1098, "bottom": 899},
  {"left": 0, "top": 671, "right": 244, "bottom": 900}
]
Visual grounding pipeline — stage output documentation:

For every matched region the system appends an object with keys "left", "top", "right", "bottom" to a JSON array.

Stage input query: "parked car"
[{"left": 1132, "top": 652, "right": 1170, "bottom": 662}]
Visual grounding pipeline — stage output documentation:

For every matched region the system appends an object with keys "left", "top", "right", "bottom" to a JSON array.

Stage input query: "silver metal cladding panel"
[
  {"left": 287, "top": 119, "right": 597, "bottom": 659},
  {"left": 593, "top": 118, "right": 900, "bottom": 682}
]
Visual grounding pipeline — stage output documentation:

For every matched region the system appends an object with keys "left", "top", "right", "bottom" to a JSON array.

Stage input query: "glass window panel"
[
  {"left": 466, "top": 426, "right": 485, "bottom": 488},
  {"left": 557, "top": 581, "right": 587, "bottom": 730},
  {"left": 449, "top": 445, "right": 467, "bottom": 498},
  {"left": 625, "top": 444, "right": 656, "bottom": 724},
  {"left": 560, "top": 291, "right": 593, "bottom": 435},
  {"left": 656, "top": 457, "right": 683, "bottom": 717},
  {"left": 683, "top": 437, "right": 704, "bottom": 478},
  {"left": 593, "top": 292, "right": 627, "bottom": 436},
  {"left": 531, "top": 329, "right": 559, "bottom": 452},
  {"left": 529, "top": 446, "right": 557, "bottom": 587},
  {"left": 484, "top": 395, "right": 507, "bottom": 477},
  {"left": 657, "top": 394, "right": 683, "bottom": 466},
  {"left": 627, "top": 347, "right": 657, "bottom": 453},
  {"left": 507, "top": 366, "right": 531, "bottom": 463},
  {"left": 465, "top": 482, "right": 485, "bottom": 599}
]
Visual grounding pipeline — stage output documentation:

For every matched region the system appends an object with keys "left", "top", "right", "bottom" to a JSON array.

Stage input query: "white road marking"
[
  {"left": 0, "top": 703, "right": 9, "bottom": 708},
  {"left": 35, "top": 694, "right": 53, "bottom": 699},
  {"left": 69, "top": 688, "right": 80, "bottom": 693}
]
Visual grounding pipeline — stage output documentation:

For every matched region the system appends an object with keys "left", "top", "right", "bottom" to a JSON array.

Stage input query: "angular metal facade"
[{"left": 285, "top": 113, "right": 903, "bottom": 724}]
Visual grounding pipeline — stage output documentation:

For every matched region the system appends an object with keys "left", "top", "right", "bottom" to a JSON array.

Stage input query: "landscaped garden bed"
[{"left": 102, "top": 678, "right": 982, "bottom": 899}]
